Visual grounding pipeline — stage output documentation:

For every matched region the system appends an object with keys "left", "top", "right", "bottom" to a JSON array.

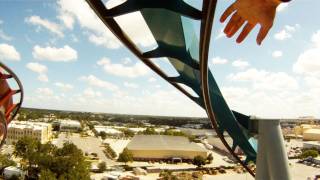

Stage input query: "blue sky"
[{"left": 0, "top": 0, "right": 320, "bottom": 118}]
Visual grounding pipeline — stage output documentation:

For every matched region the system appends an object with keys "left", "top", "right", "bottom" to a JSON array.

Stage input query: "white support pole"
[
  {"left": 256, "top": 127, "right": 271, "bottom": 180},
  {"left": 255, "top": 120, "right": 291, "bottom": 180}
]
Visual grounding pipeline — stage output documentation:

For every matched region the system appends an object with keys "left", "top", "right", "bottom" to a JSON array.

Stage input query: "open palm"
[{"left": 220, "top": 0, "right": 281, "bottom": 45}]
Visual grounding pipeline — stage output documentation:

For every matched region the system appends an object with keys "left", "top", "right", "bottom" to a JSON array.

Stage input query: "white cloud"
[
  {"left": 36, "top": 88, "right": 54, "bottom": 96},
  {"left": 54, "top": 82, "right": 73, "bottom": 91},
  {"left": 228, "top": 68, "right": 267, "bottom": 82},
  {"left": 232, "top": 59, "right": 250, "bottom": 69},
  {"left": 57, "top": 0, "right": 156, "bottom": 49},
  {"left": 0, "top": 43, "right": 21, "bottom": 61},
  {"left": 97, "top": 57, "right": 150, "bottom": 78},
  {"left": 80, "top": 74, "right": 118, "bottom": 91},
  {"left": 38, "top": 74, "right": 49, "bottom": 82},
  {"left": 276, "top": 3, "right": 288, "bottom": 12},
  {"left": 57, "top": 0, "right": 120, "bottom": 49},
  {"left": 32, "top": 45, "right": 77, "bottom": 62},
  {"left": 26, "top": 62, "right": 49, "bottom": 82},
  {"left": 311, "top": 30, "right": 320, "bottom": 47},
  {"left": 305, "top": 76, "right": 320, "bottom": 89},
  {"left": 124, "top": 82, "right": 139, "bottom": 89},
  {"left": 58, "top": 13, "right": 74, "bottom": 30},
  {"left": 82, "top": 88, "right": 102, "bottom": 98},
  {"left": 228, "top": 68, "right": 298, "bottom": 91},
  {"left": 274, "top": 24, "right": 299, "bottom": 40},
  {"left": 212, "top": 56, "right": 228, "bottom": 65},
  {"left": 148, "top": 77, "right": 157, "bottom": 82},
  {"left": 221, "top": 86, "right": 250, "bottom": 100},
  {"left": 26, "top": 62, "right": 47, "bottom": 74},
  {"left": 25, "top": 15, "right": 64, "bottom": 37},
  {"left": 272, "top": 50, "right": 283, "bottom": 58},
  {"left": 293, "top": 48, "right": 320, "bottom": 75},
  {"left": 293, "top": 30, "right": 320, "bottom": 76},
  {"left": 274, "top": 30, "right": 291, "bottom": 40},
  {"left": 122, "top": 57, "right": 132, "bottom": 65},
  {"left": 0, "top": 29, "right": 12, "bottom": 41},
  {"left": 220, "top": 86, "right": 315, "bottom": 118}
]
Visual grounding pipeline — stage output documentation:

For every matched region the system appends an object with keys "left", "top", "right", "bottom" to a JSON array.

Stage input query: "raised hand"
[{"left": 220, "top": 0, "right": 282, "bottom": 45}]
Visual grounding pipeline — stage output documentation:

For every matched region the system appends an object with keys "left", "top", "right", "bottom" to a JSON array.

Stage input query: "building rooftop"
[
  {"left": 127, "top": 135, "right": 207, "bottom": 152},
  {"left": 8, "top": 121, "right": 50, "bottom": 131},
  {"left": 304, "top": 128, "right": 320, "bottom": 134},
  {"left": 94, "top": 126, "right": 122, "bottom": 134}
]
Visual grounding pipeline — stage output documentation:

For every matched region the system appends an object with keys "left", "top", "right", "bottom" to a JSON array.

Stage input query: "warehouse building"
[
  {"left": 126, "top": 135, "right": 207, "bottom": 161},
  {"left": 303, "top": 129, "right": 320, "bottom": 141},
  {"left": 59, "top": 119, "right": 81, "bottom": 132},
  {"left": 94, "top": 125, "right": 123, "bottom": 136}
]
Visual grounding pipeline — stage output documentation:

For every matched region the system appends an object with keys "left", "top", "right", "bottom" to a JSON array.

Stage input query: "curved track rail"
[
  {"left": 199, "top": 0, "right": 254, "bottom": 176},
  {"left": 86, "top": 0, "right": 255, "bottom": 176},
  {"left": 0, "top": 62, "right": 24, "bottom": 148}
]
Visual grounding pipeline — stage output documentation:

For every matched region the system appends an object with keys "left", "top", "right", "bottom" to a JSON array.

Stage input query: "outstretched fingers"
[
  {"left": 228, "top": 18, "right": 245, "bottom": 38},
  {"left": 257, "top": 25, "right": 272, "bottom": 45},
  {"left": 224, "top": 13, "right": 240, "bottom": 36},
  {"left": 220, "top": 4, "right": 235, "bottom": 23},
  {"left": 236, "top": 23, "right": 255, "bottom": 44}
]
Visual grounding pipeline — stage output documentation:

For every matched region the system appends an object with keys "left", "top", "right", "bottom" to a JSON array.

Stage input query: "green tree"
[
  {"left": 118, "top": 148, "right": 133, "bottom": 164},
  {"left": 0, "top": 154, "right": 16, "bottom": 172},
  {"left": 104, "top": 144, "right": 117, "bottom": 159},
  {"left": 142, "top": 127, "right": 157, "bottom": 135},
  {"left": 39, "top": 169, "right": 56, "bottom": 180},
  {"left": 206, "top": 153, "right": 213, "bottom": 164},
  {"left": 193, "top": 155, "right": 206, "bottom": 168},
  {"left": 7, "top": 175, "right": 20, "bottom": 180},
  {"left": 98, "top": 162, "right": 106, "bottom": 172},
  {"left": 52, "top": 142, "right": 91, "bottom": 179},
  {"left": 13, "top": 136, "right": 40, "bottom": 175},
  {"left": 13, "top": 138, "right": 91, "bottom": 180},
  {"left": 159, "top": 170, "right": 178, "bottom": 180},
  {"left": 99, "top": 131, "right": 107, "bottom": 140},
  {"left": 300, "top": 150, "right": 319, "bottom": 159},
  {"left": 122, "top": 129, "right": 134, "bottom": 137}
]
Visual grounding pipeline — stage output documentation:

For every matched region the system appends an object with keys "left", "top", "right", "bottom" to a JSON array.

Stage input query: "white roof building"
[
  {"left": 59, "top": 119, "right": 81, "bottom": 131},
  {"left": 94, "top": 126, "right": 123, "bottom": 135}
]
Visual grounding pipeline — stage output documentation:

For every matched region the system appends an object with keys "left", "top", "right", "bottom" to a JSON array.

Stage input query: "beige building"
[
  {"left": 126, "top": 135, "right": 207, "bottom": 161},
  {"left": 6, "top": 121, "right": 52, "bottom": 144},
  {"left": 303, "top": 129, "right": 320, "bottom": 141},
  {"left": 294, "top": 124, "right": 320, "bottom": 141}
]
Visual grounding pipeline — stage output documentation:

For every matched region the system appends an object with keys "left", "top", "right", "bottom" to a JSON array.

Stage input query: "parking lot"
[{"left": 53, "top": 133, "right": 118, "bottom": 166}]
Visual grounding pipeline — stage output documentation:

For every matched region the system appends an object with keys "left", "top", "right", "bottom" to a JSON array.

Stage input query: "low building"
[
  {"left": 126, "top": 135, "right": 207, "bottom": 161},
  {"left": 303, "top": 141, "right": 320, "bottom": 150},
  {"left": 128, "top": 128, "right": 146, "bottom": 134},
  {"left": 6, "top": 121, "right": 52, "bottom": 144},
  {"left": 94, "top": 126, "right": 123, "bottom": 136},
  {"left": 59, "top": 119, "right": 81, "bottom": 132},
  {"left": 182, "top": 124, "right": 203, "bottom": 129},
  {"left": 179, "top": 128, "right": 215, "bottom": 137},
  {"left": 303, "top": 129, "right": 320, "bottom": 141}
]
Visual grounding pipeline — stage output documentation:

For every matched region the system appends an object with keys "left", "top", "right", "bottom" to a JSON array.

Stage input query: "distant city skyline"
[{"left": 1, "top": 0, "right": 320, "bottom": 118}]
